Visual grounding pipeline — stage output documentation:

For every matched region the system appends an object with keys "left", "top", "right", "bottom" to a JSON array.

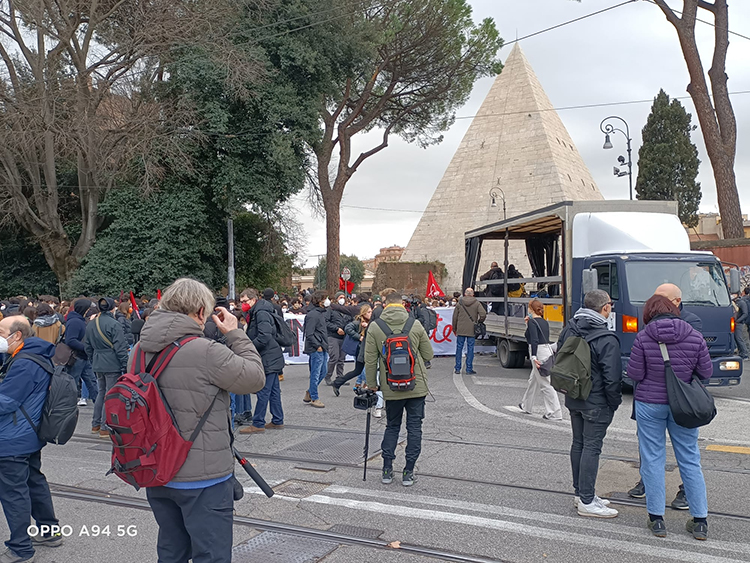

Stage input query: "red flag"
[
  {"left": 129, "top": 291, "right": 142, "bottom": 320},
  {"left": 338, "top": 277, "right": 355, "bottom": 294},
  {"left": 426, "top": 271, "right": 444, "bottom": 298}
]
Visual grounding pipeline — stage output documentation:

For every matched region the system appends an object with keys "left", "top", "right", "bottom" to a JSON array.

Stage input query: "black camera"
[{"left": 353, "top": 388, "right": 378, "bottom": 411}]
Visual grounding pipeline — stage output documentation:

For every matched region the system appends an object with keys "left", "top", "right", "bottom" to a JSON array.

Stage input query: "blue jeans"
[
  {"left": 455, "top": 336, "right": 475, "bottom": 371},
  {"left": 253, "top": 373, "right": 283, "bottom": 428},
  {"left": 69, "top": 358, "right": 98, "bottom": 404},
  {"left": 635, "top": 401, "right": 708, "bottom": 518},
  {"left": 235, "top": 394, "right": 252, "bottom": 415},
  {"left": 309, "top": 351, "right": 329, "bottom": 401},
  {"left": 0, "top": 450, "right": 58, "bottom": 559}
]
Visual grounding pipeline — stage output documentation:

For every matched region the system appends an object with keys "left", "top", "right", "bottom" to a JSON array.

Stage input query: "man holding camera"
[{"left": 365, "top": 290, "right": 433, "bottom": 487}]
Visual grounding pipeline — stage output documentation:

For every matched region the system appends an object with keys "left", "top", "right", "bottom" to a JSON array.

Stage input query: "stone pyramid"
[{"left": 400, "top": 43, "right": 602, "bottom": 291}]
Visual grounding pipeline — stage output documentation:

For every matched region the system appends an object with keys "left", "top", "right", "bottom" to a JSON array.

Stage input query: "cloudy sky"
[{"left": 291, "top": 0, "right": 750, "bottom": 267}]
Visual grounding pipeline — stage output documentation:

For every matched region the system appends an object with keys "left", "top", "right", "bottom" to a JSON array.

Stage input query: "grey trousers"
[{"left": 326, "top": 336, "right": 345, "bottom": 380}]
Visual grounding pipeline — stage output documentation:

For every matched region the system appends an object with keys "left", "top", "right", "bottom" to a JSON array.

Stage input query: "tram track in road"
[
  {"left": 47, "top": 483, "right": 510, "bottom": 563},
  {"left": 66, "top": 433, "right": 750, "bottom": 523}
]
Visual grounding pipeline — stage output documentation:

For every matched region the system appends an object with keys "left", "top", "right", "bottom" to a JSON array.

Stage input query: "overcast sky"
[{"left": 291, "top": 0, "right": 750, "bottom": 268}]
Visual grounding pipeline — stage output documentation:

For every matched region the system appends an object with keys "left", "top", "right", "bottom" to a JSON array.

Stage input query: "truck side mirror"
[
  {"left": 729, "top": 268, "right": 740, "bottom": 294},
  {"left": 582, "top": 269, "right": 598, "bottom": 295}
]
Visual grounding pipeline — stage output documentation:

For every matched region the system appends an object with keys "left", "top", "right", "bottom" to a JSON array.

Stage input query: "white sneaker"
[
  {"left": 577, "top": 498, "right": 618, "bottom": 518},
  {"left": 373, "top": 408, "right": 383, "bottom": 418},
  {"left": 77, "top": 398, "right": 87, "bottom": 407},
  {"left": 574, "top": 495, "right": 610, "bottom": 507}
]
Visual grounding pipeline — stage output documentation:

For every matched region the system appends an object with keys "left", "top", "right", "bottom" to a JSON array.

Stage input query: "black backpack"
[
  {"left": 375, "top": 318, "right": 417, "bottom": 391},
  {"left": 271, "top": 312, "right": 296, "bottom": 347},
  {"left": 14, "top": 353, "right": 79, "bottom": 445},
  {"left": 419, "top": 307, "right": 438, "bottom": 333}
]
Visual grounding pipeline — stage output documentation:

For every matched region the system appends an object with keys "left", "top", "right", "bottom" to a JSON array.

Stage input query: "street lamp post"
[
  {"left": 489, "top": 186, "right": 509, "bottom": 335},
  {"left": 600, "top": 116, "right": 634, "bottom": 201}
]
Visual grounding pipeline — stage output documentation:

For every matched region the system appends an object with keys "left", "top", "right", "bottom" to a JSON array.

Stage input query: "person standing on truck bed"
[
  {"left": 480, "top": 262, "right": 505, "bottom": 315},
  {"left": 557, "top": 289, "right": 622, "bottom": 519}
]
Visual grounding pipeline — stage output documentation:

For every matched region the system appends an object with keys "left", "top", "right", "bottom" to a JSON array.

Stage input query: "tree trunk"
[
  {"left": 655, "top": 0, "right": 744, "bottom": 238},
  {"left": 325, "top": 201, "right": 341, "bottom": 294}
]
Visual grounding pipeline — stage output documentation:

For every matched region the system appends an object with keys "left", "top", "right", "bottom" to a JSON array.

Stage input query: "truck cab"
[{"left": 575, "top": 253, "right": 741, "bottom": 386}]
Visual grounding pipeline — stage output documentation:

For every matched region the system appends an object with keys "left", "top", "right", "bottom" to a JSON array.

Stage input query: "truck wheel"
[
  {"left": 509, "top": 350, "right": 526, "bottom": 369},
  {"left": 497, "top": 339, "right": 513, "bottom": 368}
]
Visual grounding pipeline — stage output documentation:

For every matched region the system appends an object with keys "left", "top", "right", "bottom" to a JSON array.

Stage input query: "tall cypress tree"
[{"left": 636, "top": 89, "right": 702, "bottom": 227}]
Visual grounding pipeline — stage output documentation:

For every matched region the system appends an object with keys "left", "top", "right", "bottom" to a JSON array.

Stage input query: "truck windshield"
[{"left": 624, "top": 261, "right": 730, "bottom": 307}]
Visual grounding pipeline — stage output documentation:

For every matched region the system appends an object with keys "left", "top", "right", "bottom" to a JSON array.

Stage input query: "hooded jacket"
[
  {"left": 365, "top": 305, "right": 433, "bottom": 401},
  {"left": 0, "top": 338, "right": 54, "bottom": 456},
  {"left": 33, "top": 314, "right": 64, "bottom": 345},
  {"left": 84, "top": 310, "right": 129, "bottom": 373},
  {"left": 246, "top": 298, "right": 284, "bottom": 374},
  {"left": 557, "top": 311, "right": 622, "bottom": 412},
  {"left": 303, "top": 305, "right": 328, "bottom": 355},
  {"left": 627, "top": 315, "right": 712, "bottom": 404},
  {"left": 64, "top": 299, "right": 91, "bottom": 360},
  {"left": 133, "top": 309, "right": 265, "bottom": 482},
  {"left": 451, "top": 296, "right": 487, "bottom": 337}
]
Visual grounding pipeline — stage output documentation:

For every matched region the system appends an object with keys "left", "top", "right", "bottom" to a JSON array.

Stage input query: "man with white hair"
[
  {"left": 0, "top": 316, "right": 60, "bottom": 563},
  {"left": 135, "top": 278, "right": 265, "bottom": 563}
]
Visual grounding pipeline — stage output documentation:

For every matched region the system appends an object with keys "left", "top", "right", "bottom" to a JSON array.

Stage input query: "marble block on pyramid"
[{"left": 401, "top": 44, "right": 603, "bottom": 292}]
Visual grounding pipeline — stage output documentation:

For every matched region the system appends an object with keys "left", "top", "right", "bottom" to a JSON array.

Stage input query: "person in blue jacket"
[
  {"left": 64, "top": 298, "right": 98, "bottom": 409},
  {"left": 0, "top": 316, "right": 61, "bottom": 563}
]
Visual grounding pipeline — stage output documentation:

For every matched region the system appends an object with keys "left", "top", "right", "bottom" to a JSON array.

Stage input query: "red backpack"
[
  {"left": 103, "top": 336, "right": 219, "bottom": 490},
  {"left": 375, "top": 317, "right": 417, "bottom": 391}
]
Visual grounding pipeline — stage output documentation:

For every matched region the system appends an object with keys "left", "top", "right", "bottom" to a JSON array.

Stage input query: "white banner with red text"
[{"left": 282, "top": 308, "right": 495, "bottom": 365}]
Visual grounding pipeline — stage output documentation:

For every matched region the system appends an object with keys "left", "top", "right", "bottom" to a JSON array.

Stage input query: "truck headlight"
[{"left": 719, "top": 361, "right": 741, "bottom": 371}]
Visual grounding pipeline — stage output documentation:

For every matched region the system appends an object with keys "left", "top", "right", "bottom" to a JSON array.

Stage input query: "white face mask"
[
  {"left": 282, "top": 307, "right": 288, "bottom": 313},
  {"left": 323, "top": 298, "right": 331, "bottom": 308},
  {"left": 0, "top": 336, "right": 8, "bottom": 354},
  {"left": 338, "top": 298, "right": 345, "bottom": 305}
]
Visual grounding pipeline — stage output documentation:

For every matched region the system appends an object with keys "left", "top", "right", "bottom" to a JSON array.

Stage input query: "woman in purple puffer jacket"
[{"left": 627, "top": 294, "right": 712, "bottom": 540}]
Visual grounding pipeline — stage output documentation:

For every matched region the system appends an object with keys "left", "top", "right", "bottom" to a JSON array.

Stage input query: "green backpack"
[{"left": 550, "top": 329, "right": 614, "bottom": 400}]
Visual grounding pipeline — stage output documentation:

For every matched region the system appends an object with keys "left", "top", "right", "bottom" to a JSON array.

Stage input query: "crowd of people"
[{"left": 0, "top": 272, "right": 739, "bottom": 562}]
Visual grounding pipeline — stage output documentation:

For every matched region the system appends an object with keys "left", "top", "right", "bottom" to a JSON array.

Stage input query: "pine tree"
[{"left": 636, "top": 89, "right": 702, "bottom": 228}]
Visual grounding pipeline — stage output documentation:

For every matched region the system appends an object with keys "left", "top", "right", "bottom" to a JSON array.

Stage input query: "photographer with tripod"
[{"left": 365, "top": 290, "right": 434, "bottom": 487}]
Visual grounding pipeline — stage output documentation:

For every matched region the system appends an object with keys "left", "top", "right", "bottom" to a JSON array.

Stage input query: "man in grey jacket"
[
  {"left": 451, "top": 288, "right": 486, "bottom": 375},
  {"left": 135, "top": 278, "right": 265, "bottom": 563},
  {"left": 84, "top": 297, "right": 129, "bottom": 437}
]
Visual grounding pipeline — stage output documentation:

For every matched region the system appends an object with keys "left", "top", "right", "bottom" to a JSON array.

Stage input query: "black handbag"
[
  {"left": 460, "top": 301, "right": 486, "bottom": 339},
  {"left": 658, "top": 343, "right": 716, "bottom": 429},
  {"left": 530, "top": 317, "right": 554, "bottom": 377}
]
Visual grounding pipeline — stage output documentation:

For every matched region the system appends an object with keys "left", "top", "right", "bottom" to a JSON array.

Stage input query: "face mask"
[
  {"left": 323, "top": 298, "right": 331, "bottom": 308},
  {"left": 241, "top": 302, "right": 251, "bottom": 313},
  {"left": 229, "top": 304, "right": 235, "bottom": 312},
  {"left": 0, "top": 336, "right": 8, "bottom": 354},
  {"left": 282, "top": 307, "right": 288, "bottom": 313},
  {"left": 338, "top": 298, "right": 345, "bottom": 305}
]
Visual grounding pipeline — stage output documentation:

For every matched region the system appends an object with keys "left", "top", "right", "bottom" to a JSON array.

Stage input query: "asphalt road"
[{"left": 3, "top": 355, "right": 749, "bottom": 563}]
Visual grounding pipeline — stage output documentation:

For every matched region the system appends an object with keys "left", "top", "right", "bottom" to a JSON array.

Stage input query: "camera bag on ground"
[
  {"left": 270, "top": 312, "right": 296, "bottom": 347},
  {"left": 375, "top": 317, "right": 416, "bottom": 391},
  {"left": 550, "top": 329, "right": 613, "bottom": 400},
  {"left": 659, "top": 343, "right": 716, "bottom": 428},
  {"left": 104, "top": 336, "right": 220, "bottom": 490},
  {"left": 14, "top": 353, "right": 79, "bottom": 445}
]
